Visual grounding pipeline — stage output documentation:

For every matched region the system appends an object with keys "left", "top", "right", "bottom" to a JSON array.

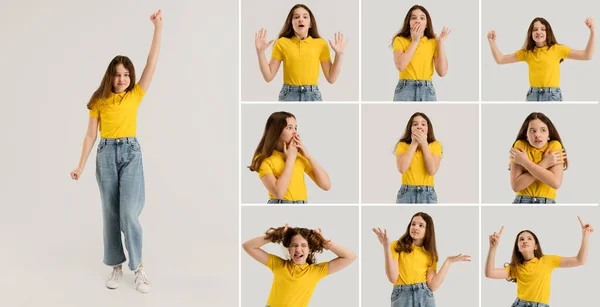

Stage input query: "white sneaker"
[
  {"left": 134, "top": 268, "right": 151, "bottom": 293},
  {"left": 105, "top": 266, "right": 123, "bottom": 289}
]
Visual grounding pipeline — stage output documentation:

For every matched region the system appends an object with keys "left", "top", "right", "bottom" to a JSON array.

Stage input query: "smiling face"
[
  {"left": 526, "top": 118, "right": 550, "bottom": 149},
  {"left": 531, "top": 21, "right": 547, "bottom": 46},
  {"left": 112, "top": 64, "right": 130, "bottom": 93},
  {"left": 292, "top": 7, "right": 311, "bottom": 37},
  {"left": 288, "top": 234, "right": 311, "bottom": 265},
  {"left": 409, "top": 215, "right": 427, "bottom": 241},
  {"left": 279, "top": 116, "right": 297, "bottom": 145}
]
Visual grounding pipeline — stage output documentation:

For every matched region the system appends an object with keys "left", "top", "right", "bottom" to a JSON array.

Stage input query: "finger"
[
  {"left": 283, "top": 142, "right": 287, "bottom": 152},
  {"left": 499, "top": 225, "right": 504, "bottom": 236},
  {"left": 578, "top": 216, "right": 585, "bottom": 228}
]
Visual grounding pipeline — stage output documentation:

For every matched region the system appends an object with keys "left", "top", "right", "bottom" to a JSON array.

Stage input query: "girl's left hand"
[
  {"left": 447, "top": 254, "right": 471, "bottom": 263},
  {"left": 509, "top": 147, "right": 528, "bottom": 166},
  {"left": 578, "top": 216, "right": 594, "bottom": 238},
  {"left": 413, "top": 131, "right": 428, "bottom": 146},
  {"left": 585, "top": 18, "right": 595, "bottom": 32},
  {"left": 313, "top": 228, "right": 331, "bottom": 249},
  {"left": 435, "top": 27, "right": 451, "bottom": 43},
  {"left": 150, "top": 9, "right": 163, "bottom": 27},
  {"left": 293, "top": 134, "right": 310, "bottom": 158},
  {"left": 329, "top": 32, "right": 348, "bottom": 54}
]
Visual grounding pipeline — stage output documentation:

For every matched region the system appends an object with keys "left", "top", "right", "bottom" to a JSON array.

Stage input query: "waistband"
[
  {"left": 393, "top": 282, "right": 430, "bottom": 291},
  {"left": 513, "top": 298, "right": 549, "bottom": 307},
  {"left": 397, "top": 80, "right": 434, "bottom": 86},
  {"left": 268, "top": 199, "right": 308, "bottom": 204},
  {"left": 529, "top": 87, "right": 561, "bottom": 92},
  {"left": 281, "top": 84, "right": 319, "bottom": 91},
  {"left": 99, "top": 137, "right": 138, "bottom": 145},
  {"left": 513, "top": 195, "right": 555, "bottom": 203},
  {"left": 400, "top": 185, "right": 435, "bottom": 192}
]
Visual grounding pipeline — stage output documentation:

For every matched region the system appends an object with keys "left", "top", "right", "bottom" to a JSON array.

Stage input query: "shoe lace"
[
  {"left": 135, "top": 270, "right": 149, "bottom": 285},
  {"left": 109, "top": 267, "right": 121, "bottom": 280}
]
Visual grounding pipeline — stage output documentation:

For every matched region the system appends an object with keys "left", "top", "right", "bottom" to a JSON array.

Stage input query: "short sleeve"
[
  {"left": 301, "top": 154, "right": 313, "bottom": 174},
  {"left": 556, "top": 44, "right": 571, "bottom": 59},
  {"left": 427, "top": 258, "right": 437, "bottom": 271},
  {"left": 510, "top": 140, "right": 525, "bottom": 164},
  {"left": 313, "top": 261, "right": 329, "bottom": 278},
  {"left": 390, "top": 241, "right": 400, "bottom": 260},
  {"left": 258, "top": 159, "right": 273, "bottom": 179},
  {"left": 515, "top": 49, "right": 527, "bottom": 62},
  {"left": 505, "top": 265, "right": 514, "bottom": 278},
  {"left": 319, "top": 39, "right": 331, "bottom": 62},
  {"left": 395, "top": 142, "right": 409, "bottom": 155},
  {"left": 89, "top": 106, "right": 99, "bottom": 118},
  {"left": 271, "top": 38, "right": 284, "bottom": 61},
  {"left": 131, "top": 83, "right": 146, "bottom": 98},
  {"left": 393, "top": 36, "right": 406, "bottom": 52},
  {"left": 266, "top": 254, "right": 285, "bottom": 271},
  {"left": 545, "top": 255, "right": 562, "bottom": 269},
  {"left": 548, "top": 140, "right": 563, "bottom": 152},
  {"left": 430, "top": 141, "right": 442, "bottom": 158},
  {"left": 433, "top": 39, "right": 439, "bottom": 57}
]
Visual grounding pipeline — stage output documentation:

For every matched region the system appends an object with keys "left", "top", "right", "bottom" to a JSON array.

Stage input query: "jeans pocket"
[
  {"left": 550, "top": 91, "right": 562, "bottom": 101},
  {"left": 428, "top": 191, "right": 438, "bottom": 202},
  {"left": 394, "top": 82, "right": 406, "bottom": 94},
  {"left": 391, "top": 287, "right": 401, "bottom": 301},
  {"left": 278, "top": 88, "right": 290, "bottom": 101},
  {"left": 425, "top": 287, "right": 434, "bottom": 297},
  {"left": 426, "top": 84, "right": 436, "bottom": 96},
  {"left": 313, "top": 90, "right": 322, "bottom": 101},
  {"left": 129, "top": 142, "right": 141, "bottom": 152},
  {"left": 97, "top": 142, "right": 106, "bottom": 154}
]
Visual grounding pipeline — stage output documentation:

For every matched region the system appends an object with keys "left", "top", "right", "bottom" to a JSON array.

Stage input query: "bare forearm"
[
  {"left": 257, "top": 52, "right": 275, "bottom": 82},
  {"left": 434, "top": 43, "right": 448, "bottom": 76},
  {"left": 328, "top": 241, "right": 356, "bottom": 259},
  {"left": 576, "top": 236, "right": 590, "bottom": 265},
  {"left": 522, "top": 160, "right": 561, "bottom": 189},
  {"left": 488, "top": 40, "right": 505, "bottom": 64},
  {"left": 146, "top": 26, "right": 162, "bottom": 73},
  {"left": 77, "top": 134, "right": 97, "bottom": 170},
  {"left": 396, "top": 41, "right": 419, "bottom": 71},
  {"left": 383, "top": 245, "right": 399, "bottom": 283},
  {"left": 242, "top": 235, "right": 270, "bottom": 250},
  {"left": 326, "top": 53, "right": 344, "bottom": 83},
  {"left": 306, "top": 155, "right": 330, "bottom": 190},
  {"left": 420, "top": 145, "right": 438, "bottom": 176},
  {"left": 398, "top": 143, "right": 418, "bottom": 173},
  {"left": 428, "top": 260, "right": 451, "bottom": 291},
  {"left": 584, "top": 31, "right": 595, "bottom": 59},
  {"left": 273, "top": 160, "right": 295, "bottom": 198},
  {"left": 485, "top": 247, "right": 497, "bottom": 277}
]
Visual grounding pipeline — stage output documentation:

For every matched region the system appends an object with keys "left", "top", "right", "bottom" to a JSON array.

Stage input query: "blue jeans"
[
  {"left": 391, "top": 282, "right": 436, "bottom": 307},
  {"left": 393, "top": 80, "right": 437, "bottom": 101},
  {"left": 96, "top": 137, "right": 145, "bottom": 271},
  {"left": 267, "top": 199, "right": 308, "bottom": 204},
  {"left": 278, "top": 84, "right": 322, "bottom": 101},
  {"left": 396, "top": 185, "right": 437, "bottom": 204},
  {"left": 526, "top": 87, "right": 562, "bottom": 101},
  {"left": 513, "top": 195, "right": 556, "bottom": 204},
  {"left": 512, "top": 298, "right": 549, "bottom": 307}
]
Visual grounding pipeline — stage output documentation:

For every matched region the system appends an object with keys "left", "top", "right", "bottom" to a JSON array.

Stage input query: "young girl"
[
  {"left": 69, "top": 10, "right": 162, "bottom": 293},
  {"left": 394, "top": 112, "right": 442, "bottom": 204},
  {"left": 248, "top": 111, "right": 330, "bottom": 203},
  {"left": 488, "top": 17, "right": 595, "bottom": 101},
  {"left": 509, "top": 112, "right": 568, "bottom": 204},
  {"left": 255, "top": 4, "right": 348, "bottom": 101},
  {"left": 485, "top": 217, "right": 593, "bottom": 307},
  {"left": 243, "top": 224, "right": 356, "bottom": 307},
  {"left": 392, "top": 5, "right": 450, "bottom": 101},
  {"left": 373, "top": 212, "right": 470, "bottom": 307}
]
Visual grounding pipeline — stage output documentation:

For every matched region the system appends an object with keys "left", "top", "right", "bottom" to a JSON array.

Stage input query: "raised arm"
[
  {"left": 487, "top": 30, "right": 518, "bottom": 64},
  {"left": 70, "top": 117, "right": 99, "bottom": 180},
  {"left": 373, "top": 228, "right": 399, "bottom": 283},
  {"left": 321, "top": 32, "right": 347, "bottom": 84},
  {"left": 293, "top": 134, "right": 330, "bottom": 191},
  {"left": 559, "top": 216, "right": 594, "bottom": 268},
  {"left": 139, "top": 9, "right": 163, "bottom": 92},
  {"left": 426, "top": 253, "right": 471, "bottom": 291},
  {"left": 325, "top": 240, "right": 357, "bottom": 275},
  {"left": 242, "top": 225, "right": 289, "bottom": 266},
  {"left": 433, "top": 27, "right": 451, "bottom": 77},
  {"left": 394, "top": 24, "right": 424, "bottom": 72},
  {"left": 568, "top": 18, "right": 595, "bottom": 60},
  {"left": 255, "top": 28, "right": 281, "bottom": 82},
  {"left": 485, "top": 226, "right": 510, "bottom": 279},
  {"left": 260, "top": 143, "right": 298, "bottom": 199},
  {"left": 396, "top": 141, "right": 419, "bottom": 174}
]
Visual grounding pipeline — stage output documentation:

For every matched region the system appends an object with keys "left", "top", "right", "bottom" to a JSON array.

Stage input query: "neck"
[
  {"left": 522, "top": 251, "right": 535, "bottom": 261},
  {"left": 413, "top": 239, "right": 424, "bottom": 246},
  {"left": 535, "top": 41, "right": 547, "bottom": 48},
  {"left": 295, "top": 32, "right": 308, "bottom": 40}
]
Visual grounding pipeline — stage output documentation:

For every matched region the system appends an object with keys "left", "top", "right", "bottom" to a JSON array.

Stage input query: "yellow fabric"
[
  {"left": 515, "top": 45, "right": 571, "bottom": 87},
  {"left": 257, "top": 151, "right": 313, "bottom": 201},
  {"left": 265, "top": 254, "right": 329, "bottom": 307},
  {"left": 511, "top": 140, "right": 562, "bottom": 200},
  {"left": 390, "top": 241, "right": 437, "bottom": 285},
  {"left": 395, "top": 141, "right": 443, "bottom": 186},
  {"left": 271, "top": 36, "right": 330, "bottom": 85},
  {"left": 89, "top": 83, "right": 146, "bottom": 138},
  {"left": 505, "top": 255, "right": 562, "bottom": 304},
  {"left": 393, "top": 36, "right": 439, "bottom": 81}
]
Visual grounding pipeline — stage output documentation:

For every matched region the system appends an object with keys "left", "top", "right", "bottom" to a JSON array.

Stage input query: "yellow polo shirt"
[
  {"left": 272, "top": 36, "right": 331, "bottom": 85},
  {"left": 391, "top": 241, "right": 437, "bottom": 285},
  {"left": 396, "top": 141, "right": 443, "bottom": 186},
  {"left": 89, "top": 83, "right": 146, "bottom": 138},
  {"left": 265, "top": 254, "right": 329, "bottom": 307},
  {"left": 393, "top": 36, "right": 439, "bottom": 81},
  {"left": 258, "top": 151, "right": 313, "bottom": 201},
  {"left": 505, "top": 255, "right": 562, "bottom": 304},
  {"left": 515, "top": 45, "right": 571, "bottom": 87},
  {"left": 511, "top": 140, "right": 562, "bottom": 200}
]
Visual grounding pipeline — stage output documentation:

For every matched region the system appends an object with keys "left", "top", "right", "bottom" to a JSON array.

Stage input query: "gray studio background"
[
  {"left": 362, "top": 104, "right": 479, "bottom": 204},
  {"left": 242, "top": 104, "right": 359, "bottom": 203},
  {"left": 361, "top": 0, "right": 479, "bottom": 101},
  {"left": 482, "top": 104, "right": 600, "bottom": 204},
  {"left": 241, "top": 206, "right": 359, "bottom": 307},
  {"left": 0, "top": 1, "right": 238, "bottom": 306},
  {"left": 362, "top": 206, "right": 479, "bottom": 306},
  {"left": 482, "top": 206, "right": 599, "bottom": 306},
  {"left": 482, "top": 0, "right": 600, "bottom": 101},
  {"left": 241, "top": 0, "right": 359, "bottom": 101}
]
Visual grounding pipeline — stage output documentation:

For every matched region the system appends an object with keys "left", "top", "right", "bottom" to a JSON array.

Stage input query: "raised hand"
[
  {"left": 411, "top": 23, "right": 425, "bottom": 41},
  {"left": 487, "top": 30, "right": 496, "bottom": 41},
  {"left": 435, "top": 27, "right": 451, "bottom": 43},
  {"left": 509, "top": 146, "right": 528, "bottom": 166},
  {"left": 372, "top": 227, "right": 391, "bottom": 247},
  {"left": 489, "top": 225, "right": 504, "bottom": 247},
  {"left": 585, "top": 18, "right": 595, "bottom": 32},
  {"left": 447, "top": 254, "right": 471, "bottom": 263},
  {"left": 255, "top": 28, "right": 274, "bottom": 53},
  {"left": 150, "top": 9, "right": 163, "bottom": 27},
  {"left": 578, "top": 216, "right": 594, "bottom": 239},
  {"left": 328, "top": 31, "right": 348, "bottom": 54},
  {"left": 283, "top": 141, "right": 298, "bottom": 161}
]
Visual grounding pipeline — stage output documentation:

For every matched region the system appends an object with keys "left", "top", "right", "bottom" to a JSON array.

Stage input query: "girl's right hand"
[
  {"left": 487, "top": 30, "right": 496, "bottom": 41},
  {"left": 283, "top": 141, "right": 298, "bottom": 161},
  {"left": 70, "top": 168, "right": 82, "bottom": 180},
  {"left": 489, "top": 225, "right": 503, "bottom": 247},
  {"left": 255, "top": 28, "right": 274, "bottom": 53},
  {"left": 585, "top": 18, "right": 595, "bottom": 32},
  {"left": 410, "top": 23, "right": 424, "bottom": 41},
  {"left": 372, "top": 227, "right": 390, "bottom": 247}
]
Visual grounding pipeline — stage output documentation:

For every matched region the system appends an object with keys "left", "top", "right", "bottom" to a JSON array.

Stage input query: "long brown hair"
[
  {"left": 265, "top": 226, "right": 330, "bottom": 265},
  {"left": 87, "top": 55, "right": 136, "bottom": 110},
  {"left": 391, "top": 5, "right": 435, "bottom": 46},
  {"left": 512, "top": 112, "right": 568, "bottom": 170},
  {"left": 394, "top": 112, "right": 436, "bottom": 153},
  {"left": 394, "top": 212, "right": 438, "bottom": 266},
  {"left": 522, "top": 17, "right": 564, "bottom": 63},
  {"left": 506, "top": 230, "right": 544, "bottom": 283},
  {"left": 249, "top": 111, "right": 296, "bottom": 172},
  {"left": 278, "top": 4, "right": 321, "bottom": 39}
]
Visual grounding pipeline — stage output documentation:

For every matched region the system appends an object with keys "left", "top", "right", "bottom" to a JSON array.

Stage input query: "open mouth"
[
  {"left": 298, "top": 25, "right": 305, "bottom": 28},
  {"left": 293, "top": 253, "right": 304, "bottom": 261}
]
